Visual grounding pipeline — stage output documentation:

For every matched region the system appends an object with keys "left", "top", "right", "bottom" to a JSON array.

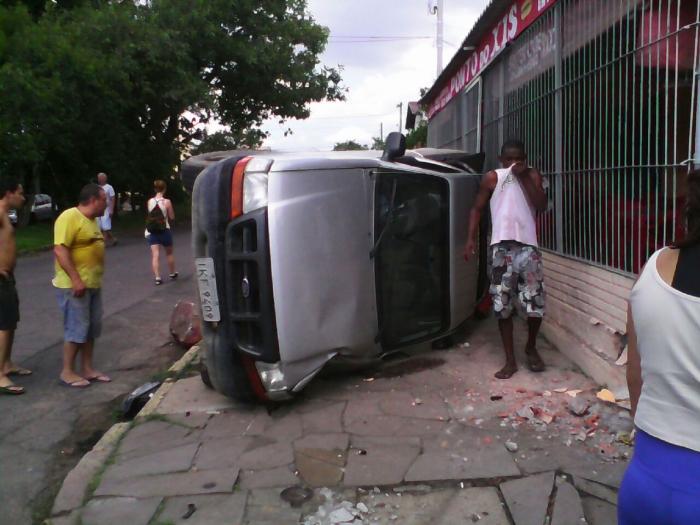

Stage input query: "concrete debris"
[
  {"left": 596, "top": 389, "right": 616, "bottom": 403},
  {"left": 568, "top": 397, "right": 590, "bottom": 417},
  {"left": 505, "top": 441, "right": 519, "bottom": 453},
  {"left": 565, "top": 390, "right": 583, "bottom": 398}
]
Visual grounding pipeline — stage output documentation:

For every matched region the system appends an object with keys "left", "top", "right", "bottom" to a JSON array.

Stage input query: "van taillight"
[{"left": 231, "top": 156, "right": 253, "bottom": 219}]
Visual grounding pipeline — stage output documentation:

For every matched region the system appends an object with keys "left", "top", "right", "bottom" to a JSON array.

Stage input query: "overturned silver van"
[{"left": 182, "top": 134, "right": 485, "bottom": 402}]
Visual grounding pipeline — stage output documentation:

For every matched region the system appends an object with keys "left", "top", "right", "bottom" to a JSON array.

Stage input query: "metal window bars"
[{"left": 429, "top": 0, "right": 698, "bottom": 275}]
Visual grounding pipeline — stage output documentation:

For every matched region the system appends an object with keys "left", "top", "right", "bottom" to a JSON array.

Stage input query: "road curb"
[
  {"left": 48, "top": 345, "right": 200, "bottom": 523},
  {"left": 136, "top": 344, "right": 200, "bottom": 419}
]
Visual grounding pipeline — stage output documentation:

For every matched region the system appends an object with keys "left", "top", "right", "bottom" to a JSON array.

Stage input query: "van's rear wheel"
[{"left": 200, "top": 364, "right": 213, "bottom": 390}]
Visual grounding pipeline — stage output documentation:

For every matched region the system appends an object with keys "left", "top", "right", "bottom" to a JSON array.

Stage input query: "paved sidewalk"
[{"left": 51, "top": 321, "right": 632, "bottom": 524}]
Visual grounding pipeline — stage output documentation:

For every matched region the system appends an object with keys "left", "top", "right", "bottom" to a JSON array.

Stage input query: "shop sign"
[{"left": 427, "top": 0, "right": 557, "bottom": 119}]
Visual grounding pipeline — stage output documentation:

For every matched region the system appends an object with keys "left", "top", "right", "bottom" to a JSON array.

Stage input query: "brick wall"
[{"left": 540, "top": 251, "right": 635, "bottom": 389}]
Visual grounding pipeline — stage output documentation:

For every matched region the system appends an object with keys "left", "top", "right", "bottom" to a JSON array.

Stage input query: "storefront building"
[{"left": 420, "top": 0, "right": 699, "bottom": 388}]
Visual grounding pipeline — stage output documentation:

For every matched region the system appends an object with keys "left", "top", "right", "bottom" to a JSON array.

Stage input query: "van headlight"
[
  {"left": 242, "top": 158, "right": 272, "bottom": 213},
  {"left": 243, "top": 172, "right": 269, "bottom": 213}
]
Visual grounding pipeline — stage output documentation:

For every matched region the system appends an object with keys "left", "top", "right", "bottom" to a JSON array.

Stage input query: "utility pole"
[
  {"left": 397, "top": 103, "right": 403, "bottom": 133},
  {"left": 430, "top": 0, "right": 444, "bottom": 77},
  {"left": 380, "top": 122, "right": 384, "bottom": 141}
]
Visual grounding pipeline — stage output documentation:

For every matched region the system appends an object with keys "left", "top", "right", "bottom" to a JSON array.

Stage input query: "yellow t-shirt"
[{"left": 53, "top": 207, "right": 105, "bottom": 289}]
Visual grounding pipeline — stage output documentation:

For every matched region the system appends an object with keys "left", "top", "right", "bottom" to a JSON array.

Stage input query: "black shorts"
[{"left": 0, "top": 274, "right": 19, "bottom": 331}]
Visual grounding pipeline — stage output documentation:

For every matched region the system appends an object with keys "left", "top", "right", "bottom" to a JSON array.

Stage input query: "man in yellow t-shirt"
[{"left": 54, "top": 183, "right": 111, "bottom": 388}]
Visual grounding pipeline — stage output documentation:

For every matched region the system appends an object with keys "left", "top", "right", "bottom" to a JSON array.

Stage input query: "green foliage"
[
  {"left": 405, "top": 123, "right": 428, "bottom": 150},
  {"left": 0, "top": 1, "right": 344, "bottom": 207},
  {"left": 333, "top": 140, "right": 368, "bottom": 151},
  {"left": 370, "top": 136, "right": 385, "bottom": 151},
  {"left": 191, "top": 129, "right": 265, "bottom": 155}
]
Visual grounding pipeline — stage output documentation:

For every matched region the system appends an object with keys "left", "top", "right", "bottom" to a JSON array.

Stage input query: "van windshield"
[{"left": 374, "top": 170, "right": 450, "bottom": 348}]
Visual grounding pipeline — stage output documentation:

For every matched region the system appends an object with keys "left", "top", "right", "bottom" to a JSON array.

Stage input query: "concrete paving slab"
[
  {"left": 573, "top": 476, "right": 618, "bottom": 505},
  {"left": 265, "top": 412, "right": 304, "bottom": 441},
  {"left": 294, "top": 433, "right": 350, "bottom": 451},
  {"left": 344, "top": 443, "right": 420, "bottom": 486},
  {"left": 238, "top": 466, "right": 300, "bottom": 489},
  {"left": 117, "top": 420, "right": 199, "bottom": 460},
  {"left": 405, "top": 444, "right": 520, "bottom": 482},
  {"left": 295, "top": 448, "right": 346, "bottom": 487},
  {"left": 103, "top": 442, "right": 200, "bottom": 481},
  {"left": 551, "top": 481, "right": 586, "bottom": 525},
  {"left": 378, "top": 391, "right": 450, "bottom": 421},
  {"left": 165, "top": 412, "right": 212, "bottom": 428},
  {"left": 350, "top": 435, "right": 422, "bottom": 449},
  {"left": 155, "top": 375, "right": 238, "bottom": 414},
  {"left": 94, "top": 467, "right": 239, "bottom": 498},
  {"left": 194, "top": 436, "right": 254, "bottom": 470},
  {"left": 201, "top": 410, "right": 270, "bottom": 440},
  {"left": 500, "top": 471, "right": 555, "bottom": 525},
  {"left": 238, "top": 441, "right": 294, "bottom": 470},
  {"left": 435, "top": 487, "right": 510, "bottom": 525},
  {"left": 569, "top": 462, "right": 627, "bottom": 489},
  {"left": 52, "top": 422, "right": 131, "bottom": 515},
  {"left": 301, "top": 402, "right": 346, "bottom": 434},
  {"left": 355, "top": 489, "right": 455, "bottom": 525},
  {"left": 342, "top": 398, "right": 383, "bottom": 430},
  {"left": 158, "top": 492, "right": 248, "bottom": 525},
  {"left": 81, "top": 496, "right": 162, "bottom": 525},
  {"left": 49, "top": 509, "right": 82, "bottom": 525},
  {"left": 582, "top": 496, "right": 618, "bottom": 525},
  {"left": 344, "top": 415, "right": 449, "bottom": 437}
]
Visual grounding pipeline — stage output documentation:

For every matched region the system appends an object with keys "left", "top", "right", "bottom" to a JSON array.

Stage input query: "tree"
[
  {"left": 333, "top": 140, "right": 367, "bottom": 151},
  {"left": 405, "top": 123, "right": 428, "bottom": 149},
  {"left": 191, "top": 129, "right": 265, "bottom": 155},
  {"left": 0, "top": 1, "right": 345, "bottom": 205},
  {"left": 370, "top": 136, "right": 385, "bottom": 151}
]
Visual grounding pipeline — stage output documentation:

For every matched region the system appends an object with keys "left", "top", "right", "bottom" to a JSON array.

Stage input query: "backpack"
[{"left": 145, "top": 198, "right": 167, "bottom": 234}]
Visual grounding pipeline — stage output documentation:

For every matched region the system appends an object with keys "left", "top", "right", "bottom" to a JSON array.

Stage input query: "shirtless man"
[{"left": 0, "top": 178, "right": 29, "bottom": 394}]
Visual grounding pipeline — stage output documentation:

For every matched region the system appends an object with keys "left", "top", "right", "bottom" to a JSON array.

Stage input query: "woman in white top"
[
  {"left": 145, "top": 180, "right": 177, "bottom": 285},
  {"left": 618, "top": 170, "right": 700, "bottom": 524}
]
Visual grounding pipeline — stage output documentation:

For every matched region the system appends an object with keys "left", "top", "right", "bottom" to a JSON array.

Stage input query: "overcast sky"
[{"left": 259, "top": 0, "right": 491, "bottom": 151}]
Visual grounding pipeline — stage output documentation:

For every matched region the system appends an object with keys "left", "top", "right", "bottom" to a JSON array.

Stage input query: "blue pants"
[{"left": 619, "top": 429, "right": 700, "bottom": 524}]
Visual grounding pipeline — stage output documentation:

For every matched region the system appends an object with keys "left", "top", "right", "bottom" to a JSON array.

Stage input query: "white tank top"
[
  {"left": 489, "top": 167, "right": 538, "bottom": 247},
  {"left": 631, "top": 248, "right": 700, "bottom": 452}
]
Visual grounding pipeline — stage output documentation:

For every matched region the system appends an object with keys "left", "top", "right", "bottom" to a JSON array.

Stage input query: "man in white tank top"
[{"left": 465, "top": 140, "right": 548, "bottom": 379}]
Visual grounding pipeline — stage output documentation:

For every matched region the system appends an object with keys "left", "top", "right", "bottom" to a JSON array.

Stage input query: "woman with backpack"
[{"left": 145, "top": 180, "right": 177, "bottom": 285}]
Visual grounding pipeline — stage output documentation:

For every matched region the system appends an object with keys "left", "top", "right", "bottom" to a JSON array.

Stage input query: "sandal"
[
  {"left": 7, "top": 366, "right": 32, "bottom": 377},
  {"left": 59, "top": 378, "right": 91, "bottom": 388},
  {"left": 155, "top": 278, "right": 163, "bottom": 286},
  {"left": 0, "top": 384, "right": 25, "bottom": 395},
  {"left": 169, "top": 272, "right": 179, "bottom": 281},
  {"left": 85, "top": 374, "right": 112, "bottom": 383}
]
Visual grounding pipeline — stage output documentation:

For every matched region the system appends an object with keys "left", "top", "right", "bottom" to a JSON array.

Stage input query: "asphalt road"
[{"left": 0, "top": 225, "right": 196, "bottom": 524}]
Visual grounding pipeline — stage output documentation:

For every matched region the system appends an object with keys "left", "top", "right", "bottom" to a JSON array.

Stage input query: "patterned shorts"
[{"left": 489, "top": 241, "right": 545, "bottom": 319}]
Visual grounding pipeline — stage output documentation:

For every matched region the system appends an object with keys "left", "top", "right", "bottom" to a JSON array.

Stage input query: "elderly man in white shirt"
[{"left": 97, "top": 172, "right": 117, "bottom": 246}]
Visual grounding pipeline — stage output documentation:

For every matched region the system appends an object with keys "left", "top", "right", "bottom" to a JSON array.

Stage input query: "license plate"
[{"left": 195, "top": 257, "right": 221, "bottom": 322}]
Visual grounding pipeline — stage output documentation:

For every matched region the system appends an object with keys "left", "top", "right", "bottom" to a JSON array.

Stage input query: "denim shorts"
[
  {"left": 147, "top": 229, "right": 173, "bottom": 247},
  {"left": 56, "top": 288, "right": 103, "bottom": 343}
]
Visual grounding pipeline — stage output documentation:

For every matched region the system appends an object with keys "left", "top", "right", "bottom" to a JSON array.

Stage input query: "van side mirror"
[{"left": 382, "top": 132, "right": 406, "bottom": 162}]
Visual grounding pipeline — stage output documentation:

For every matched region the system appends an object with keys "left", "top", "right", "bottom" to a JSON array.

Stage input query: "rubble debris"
[
  {"left": 505, "top": 441, "right": 519, "bottom": 453},
  {"left": 553, "top": 387, "right": 568, "bottom": 393},
  {"left": 597, "top": 389, "right": 616, "bottom": 403},
  {"left": 490, "top": 395, "right": 503, "bottom": 401},
  {"left": 280, "top": 486, "right": 313, "bottom": 507},
  {"left": 363, "top": 377, "right": 375, "bottom": 382},
  {"left": 567, "top": 397, "right": 590, "bottom": 417},
  {"left": 181, "top": 503, "right": 197, "bottom": 519},
  {"left": 565, "top": 389, "right": 583, "bottom": 398}
]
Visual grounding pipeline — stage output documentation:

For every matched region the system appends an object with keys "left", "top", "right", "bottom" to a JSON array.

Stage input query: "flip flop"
[
  {"left": 59, "top": 378, "right": 91, "bottom": 388},
  {"left": 86, "top": 374, "right": 112, "bottom": 383},
  {"left": 7, "top": 366, "right": 32, "bottom": 377},
  {"left": 169, "top": 272, "right": 179, "bottom": 280},
  {"left": 155, "top": 278, "right": 163, "bottom": 286},
  {"left": 0, "top": 384, "right": 25, "bottom": 395}
]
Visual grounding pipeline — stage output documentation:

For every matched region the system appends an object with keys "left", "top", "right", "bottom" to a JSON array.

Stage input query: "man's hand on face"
[{"left": 510, "top": 162, "right": 529, "bottom": 178}]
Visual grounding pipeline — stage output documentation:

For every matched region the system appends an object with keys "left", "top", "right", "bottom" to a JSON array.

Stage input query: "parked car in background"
[
  {"left": 29, "top": 193, "right": 55, "bottom": 222},
  {"left": 182, "top": 133, "right": 486, "bottom": 402}
]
